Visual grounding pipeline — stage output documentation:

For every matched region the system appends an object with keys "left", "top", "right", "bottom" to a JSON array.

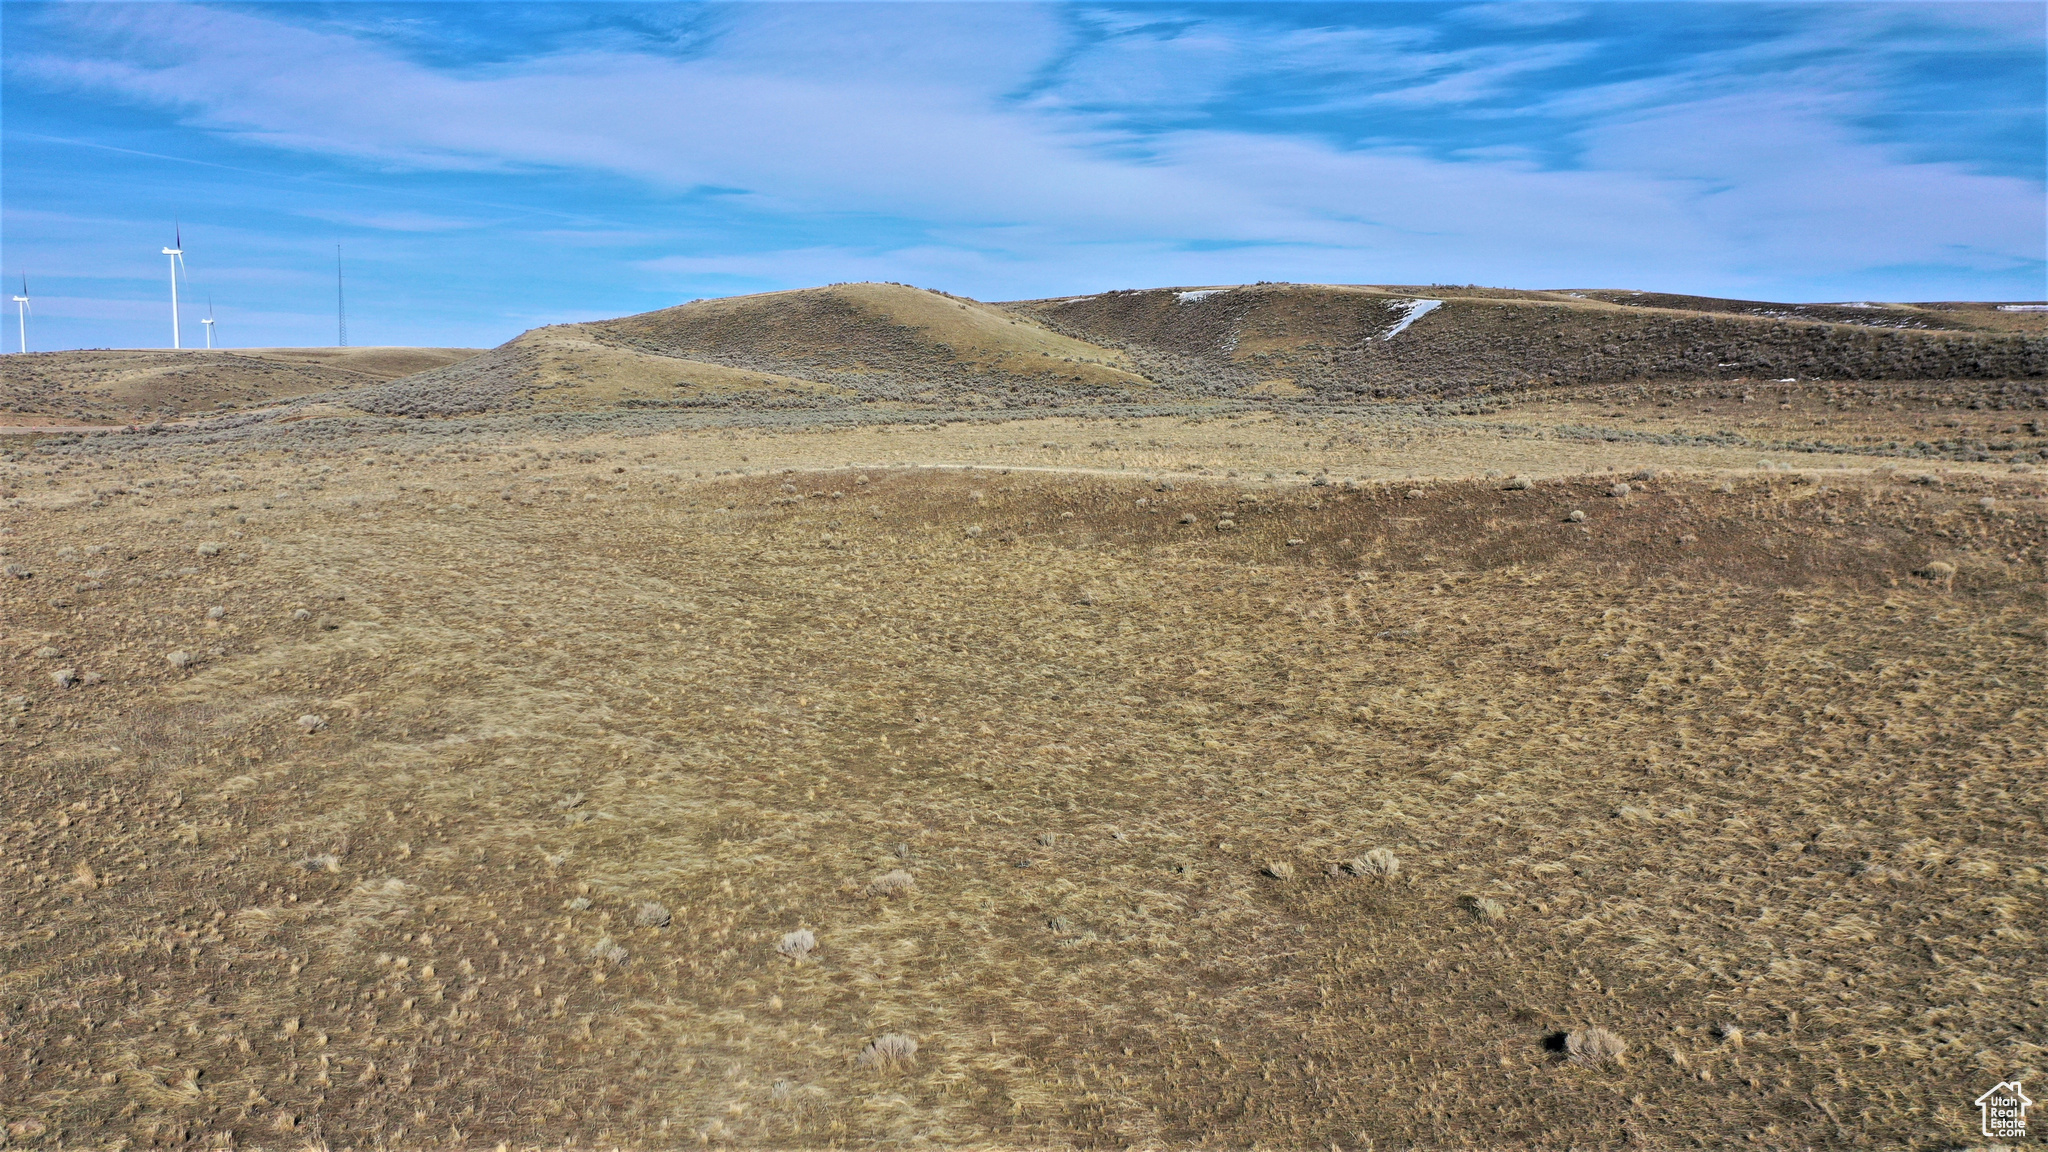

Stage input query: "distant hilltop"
[{"left": 9, "top": 283, "right": 2042, "bottom": 424}]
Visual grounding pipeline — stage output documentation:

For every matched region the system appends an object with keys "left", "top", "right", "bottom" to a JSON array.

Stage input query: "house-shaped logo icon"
[{"left": 1976, "top": 1080, "right": 2032, "bottom": 1139}]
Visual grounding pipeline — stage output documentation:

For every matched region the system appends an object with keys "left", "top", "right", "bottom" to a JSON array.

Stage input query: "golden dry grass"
[
  {"left": 0, "top": 409, "right": 2043, "bottom": 1151},
  {"left": 587, "top": 282, "right": 1154, "bottom": 393},
  {"left": 1452, "top": 379, "right": 2045, "bottom": 463},
  {"left": 512, "top": 327, "right": 855, "bottom": 408}
]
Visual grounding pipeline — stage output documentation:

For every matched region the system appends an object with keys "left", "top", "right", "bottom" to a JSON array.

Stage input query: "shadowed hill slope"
[
  {"left": 1, "top": 347, "right": 481, "bottom": 425},
  {"left": 1003, "top": 283, "right": 2046, "bottom": 400},
  {"left": 1567, "top": 290, "right": 2048, "bottom": 334}
]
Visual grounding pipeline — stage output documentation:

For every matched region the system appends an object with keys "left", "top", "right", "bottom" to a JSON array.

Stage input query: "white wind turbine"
[
  {"left": 201, "top": 296, "right": 216, "bottom": 349},
  {"left": 10, "top": 276, "right": 27, "bottom": 354},
  {"left": 163, "top": 225, "right": 189, "bottom": 348}
]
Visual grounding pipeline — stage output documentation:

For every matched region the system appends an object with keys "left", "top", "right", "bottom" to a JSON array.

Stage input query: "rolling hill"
[
  {"left": 334, "top": 283, "right": 1157, "bottom": 416},
  {"left": 1004, "top": 283, "right": 2048, "bottom": 400},
  {"left": 319, "top": 281, "right": 2045, "bottom": 417}
]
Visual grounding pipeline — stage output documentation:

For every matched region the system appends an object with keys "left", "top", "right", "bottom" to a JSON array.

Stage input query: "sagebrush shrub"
[
  {"left": 864, "top": 869, "right": 915, "bottom": 897},
  {"left": 777, "top": 929, "right": 817, "bottom": 960}
]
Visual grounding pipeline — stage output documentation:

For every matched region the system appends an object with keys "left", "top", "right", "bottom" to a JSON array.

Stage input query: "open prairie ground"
[
  {"left": 1447, "top": 380, "right": 2044, "bottom": 471},
  {"left": 2, "top": 386, "right": 2044, "bottom": 1152}
]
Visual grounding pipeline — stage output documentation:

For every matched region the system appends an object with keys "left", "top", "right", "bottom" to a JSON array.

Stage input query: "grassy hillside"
[
  {"left": 1566, "top": 290, "right": 2048, "bottom": 333},
  {"left": 1005, "top": 283, "right": 2047, "bottom": 400},
  {"left": 591, "top": 282, "right": 1154, "bottom": 399},
  {"left": 336, "top": 284, "right": 1156, "bottom": 417},
  {"left": 0, "top": 348, "right": 481, "bottom": 426},
  {"left": 311, "top": 282, "right": 2044, "bottom": 418}
]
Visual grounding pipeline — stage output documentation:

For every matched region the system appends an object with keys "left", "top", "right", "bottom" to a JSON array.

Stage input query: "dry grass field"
[
  {"left": 1443, "top": 379, "right": 2046, "bottom": 471},
  {"left": 2, "top": 383, "right": 2044, "bottom": 1150}
]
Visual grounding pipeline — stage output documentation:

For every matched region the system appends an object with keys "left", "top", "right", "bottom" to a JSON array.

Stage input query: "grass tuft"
[
  {"left": 1334, "top": 848, "right": 1401, "bottom": 879},
  {"left": 1565, "top": 1027, "right": 1628, "bottom": 1067},
  {"left": 857, "top": 1034, "right": 919, "bottom": 1068},
  {"left": 1460, "top": 895, "right": 1508, "bottom": 923}
]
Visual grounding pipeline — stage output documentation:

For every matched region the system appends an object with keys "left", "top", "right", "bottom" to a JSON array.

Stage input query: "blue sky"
[{"left": 2, "top": 2, "right": 2042, "bottom": 351}]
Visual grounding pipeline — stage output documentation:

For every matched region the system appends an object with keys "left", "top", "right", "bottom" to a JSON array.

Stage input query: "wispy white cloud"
[{"left": 1354, "top": 40, "right": 1597, "bottom": 108}]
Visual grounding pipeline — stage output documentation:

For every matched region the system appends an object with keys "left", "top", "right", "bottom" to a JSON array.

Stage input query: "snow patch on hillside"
[
  {"left": 1383, "top": 299, "right": 1442, "bottom": 340},
  {"left": 1176, "top": 289, "right": 1227, "bottom": 304}
]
